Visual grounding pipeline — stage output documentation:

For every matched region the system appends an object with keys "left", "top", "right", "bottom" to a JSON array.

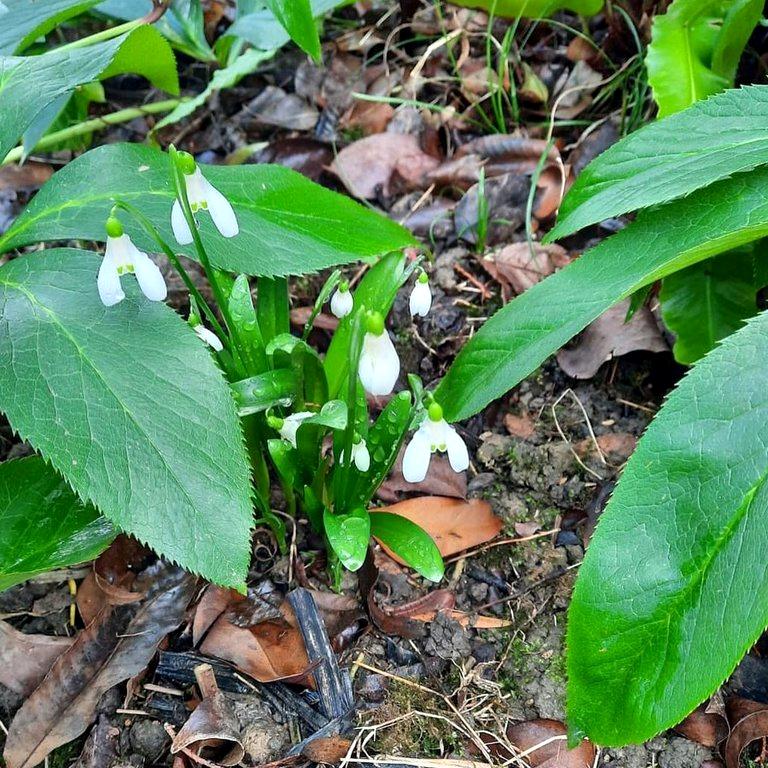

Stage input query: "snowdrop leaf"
[
  {"left": 0, "top": 248, "right": 253, "bottom": 589},
  {"left": 0, "top": 143, "right": 415, "bottom": 277},
  {"left": 0, "top": 457, "right": 115, "bottom": 591},
  {"left": 323, "top": 508, "right": 370, "bottom": 572},
  {"left": 0, "top": 27, "right": 178, "bottom": 161},
  {"left": 264, "top": 0, "right": 320, "bottom": 60},
  {"left": 568, "top": 310, "right": 768, "bottom": 745},
  {"left": 231, "top": 369, "right": 296, "bottom": 416},
  {"left": 438, "top": 165, "right": 768, "bottom": 421},
  {"left": 370, "top": 512, "right": 444, "bottom": 582}
]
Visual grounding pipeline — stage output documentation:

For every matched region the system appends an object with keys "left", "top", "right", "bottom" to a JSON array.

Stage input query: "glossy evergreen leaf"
[
  {"left": 265, "top": 0, "right": 320, "bottom": 60},
  {"left": 323, "top": 507, "right": 370, "bottom": 571},
  {"left": 0, "top": 143, "right": 415, "bottom": 277},
  {"left": 0, "top": 0, "right": 100, "bottom": 54},
  {"left": 0, "top": 26, "right": 178, "bottom": 161},
  {"left": 567, "top": 309, "right": 768, "bottom": 745},
  {"left": 437, "top": 165, "right": 768, "bottom": 421},
  {"left": 449, "top": 0, "right": 601, "bottom": 17},
  {"left": 660, "top": 249, "right": 757, "bottom": 364},
  {"left": 547, "top": 86, "right": 768, "bottom": 241},
  {"left": 0, "top": 248, "right": 253, "bottom": 589},
  {"left": 0, "top": 457, "right": 115, "bottom": 591},
  {"left": 370, "top": 512, "right": 444, "bottom": 582}
]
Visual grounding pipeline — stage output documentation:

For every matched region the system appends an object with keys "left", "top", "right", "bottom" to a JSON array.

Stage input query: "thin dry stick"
[
  {"left": 551, "top": 388, "right": 605, "bottom": 481},
  {"left": 443, "top": 528, "right": 560, "bottom": 564}
]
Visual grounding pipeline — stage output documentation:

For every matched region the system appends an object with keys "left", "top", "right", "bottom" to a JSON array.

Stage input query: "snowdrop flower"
[
  {"left": 402, "top": 402, "right": 469, "bottom": 483},
  {"left": 409, "top": 271, "right": 432, "bottom": 318},
  {"left": 171, "top": 152, "right": 239, "bottom": 245},
  {"left": 330, "top": 281, "right": 353, "bottom": 318},
  {"left": 358, "top": 311, "right": 400, "bottom": 396},
  {"left": 341, "top": 435, "right": 371, "bottom": 472},
  {"left": 97, "top": 217, "right": 167, "bottom": 307},
  {"left": 193, "top": 324, "right": 224, "bottom": 352},
  {"left": 269, "top": 411, "right": 314, "bottom": 449}
]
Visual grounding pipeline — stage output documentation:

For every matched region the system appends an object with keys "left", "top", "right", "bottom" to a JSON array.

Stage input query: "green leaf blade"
[
  {"left": 370, "top": 512, "right": 444, "bottom": 582},
  {"left": 0, "top": 457, "right": 115, "bottom": 591},
  {"left": 0, "top": 248, "right": 254, "bottom": 589},
  {"left": 324, "top": 508, "right": 370, "bottom": 571},
  {"left": 265, "top": 0, "right": 321, "bottom": 60},
  {"left": 0, "top": 143, "right": 415, "bottom": 277},
  {"left": 548, "top": 86, "right": 768, "bottom": 241},
  {"left": 567, "top": 310, "right": 768, "bottom": 745}
]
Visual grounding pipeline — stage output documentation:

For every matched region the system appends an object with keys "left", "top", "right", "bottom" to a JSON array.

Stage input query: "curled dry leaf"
[
  {"left": 675, "top": 704, "right": 728, "bottom": 748},
  {"left": 4, "top": 565, "right": 196, "bottom": 768},
  {"left": 341, "top": 100, "right": 395, "bottom": 135},
  {"left": 0, "top": 621, "right": 73, "bottom": 697},
  {"left": 171, "top": 693, "right": 244, "bottom": 766},
  {"left": 557, "top": 299, "right": 668, "bottom": 379},
  {"left": 379, "top": 451, "right": 467, "bottom": 501},
  {"left": 480, "top": 243, "right": 571, "bottom": 297},
  {"left": 301, "top": 735, "right": 352, "bottom": 764},
  {"left": 725, "top": 706, "right": 768, "bottom": 768},
  {"left": 507, "top": 719, "right": 595, "bottom": 768},
  {"left": 373, "top": 496, "right": 503, "bottom": 560},
  {"left": 331, "top": 133, "right": 439, "bottom": 198}
]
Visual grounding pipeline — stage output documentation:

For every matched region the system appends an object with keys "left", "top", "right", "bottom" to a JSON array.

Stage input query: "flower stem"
[{"left": 2, "top": 99, "right": 183, "bottom": 165}]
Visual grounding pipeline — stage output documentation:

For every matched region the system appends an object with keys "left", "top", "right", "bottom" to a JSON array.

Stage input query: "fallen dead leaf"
[
  {"left": 331, "top": 133, "right": 439, "bottom": 198},
  {"left": 244, "top": 86, "right": 318, "bottom": 131},
  {"left": 557, "top": 299, "right": 668, "bottom": 379},
  {"left": 410, "top": 608, "right": 512, "bottom": 629},
  {"left": 172, "top": 692, "right": 244, "bottom": 766},
  {"left": 290, "top": 306, "right": 339, "bottom": 332},
  {"left": 73, "top": 715, "right": 119, "bottom": 768},
  {"left": 504, "top": 412, "right": 536, "bottom": 439},
  {"left": 302, "top": 735, "right": 352, "bottom": 764},
  {"left": 575, "top": 432, "right": 637, "bottom": 463},
  {"left": 507, "top": 719, "right": 595, "bottom": 767},
  {"left": 0, "top": 162, "right": 53, "bottom": 192},
  {"left": 0, "top": 622, "right": 73, "bottom": 697},
  {"left": 725, "top": 706, "right": 768, "bottom": 768},
  {"left": 535, "top": 165, "right": 569, "bottom": 220},
  {"left": 341, "top": 99, "right": 395, "bottom": 135},
  {"left": 514, "top": 521, "right": 541, "bottom": 537},
  {"left": 379, "top": 450, "right": 467, "bottom": 501},
  {"left": 675, "top": 704, "right": 728, "bottom": 748},
  {"left": 4, "top": 564, "right": 196, "bottom": 768},
  {"left": 480, "top": 243, "right": 571, "bottom": 297},
  {"left": 372, "top": 497, "right": 503, "bottom": 559}
]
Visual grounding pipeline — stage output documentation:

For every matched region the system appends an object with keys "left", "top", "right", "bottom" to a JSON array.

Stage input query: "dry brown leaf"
[
  {"left": 73, "top": 715, "right": 119, "bottom": 768},
  {"left": 4, "top": 565, "right": 196, "bottom": 768},
  {"left": 373, "top": 496, "right": 502, "bottom": 559},
  {"left": 301, "top": 735, "right": 352, "bottom": 764},
  {"left": 575, "top": 433, "right": 637, "bottom": 463},
  {"left": 507, "top": 719, "right": 595, "bottom": 767},
  {"left": 290, "top": 306, "right": 339, "bottom": 332},
  {"left": 0, "top": 622, "right": 73, "bottom": 697},
  {"left": 480, "top": 243, "right": 571, "bottom": 296},
  {"left": 675, "top": 704, "right": 728, "bottom": 748},
  {"left": 199, "top": 601, "right": 311, "bottom": 684},
  {"left": 244, "top": 86, "right": 318, "bottom": 131},
  {"left": 0, "top": 162, "right": 53, "bottom": 192},
  {"left": 410, "top": 608, "right": 512, "bottom": 629},
  {"left": 514, "top": 521, "right": 541, "bottom": 537},
  {"left": 535, "top": 165, "right": 568, "bottom": 220},
  {"left": 331, "top": 133, "right": 439, "bottom": 198},
  {"left": 192, "top": 585, "right": 239, "bottom": 646},
  {"left": 379, "top": 450, "right": 467, "bottom": 501},
  {"left": 556, "top": 300, "right": 668, "bottom": 379},
  {"left": 725, "top": 706, "right": 768, "bottom": 768},
  {"left": 341, "top": 100, "right": 395, "bottom": 135},
  {"left": 172, "top": 693, "right": 244, "bottom": 766},
  {"left": 504, "top": 412, "right": 536, "bottom": 439}
]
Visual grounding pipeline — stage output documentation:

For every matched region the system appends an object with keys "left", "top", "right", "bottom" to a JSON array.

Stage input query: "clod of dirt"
[
  {"left": 230, "top": 697, "right": 290, "bottom": 763},
  {"left": 424, "top": 612, "right": 471, "bottom": 661},
  {"left": 128, "top": 720, "right": 168, "bottom": 761}
]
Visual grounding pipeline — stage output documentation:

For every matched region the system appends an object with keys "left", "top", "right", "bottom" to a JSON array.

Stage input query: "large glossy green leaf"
[
  {"left": 370, "top": 512, "right": 444, "bottom": 582},
  {"left": 449, "top": 0, "right": 602, "bottom": 17},
  {"left": 547, "top": 86, "right": 768, "bottom": 241},
  {"left": 0, "top": 26, "right": 178, "bottom": 162},
  {"left": 0, "top": 143, "right": 415, "bottom": 277},
  {"left": 437, "top": 165, "right": 768, "bottom": 421},
  {"left": 0, "top": 457, "right": 115, "bottom": 590},
  {"left": 660, "top": 249, "right": 757, "bottom": 364},
  {"left": 0, "top": 0, "right": 100, "bottom": 54},
  {"left": 567, "top": 309, "right": 768, "bottom": 745},
  {"left": 0, "top": 248, "right": 253, "bottom": 589},
  {"left": 324, "top": 507, "right": 370, "bottom": 571}
]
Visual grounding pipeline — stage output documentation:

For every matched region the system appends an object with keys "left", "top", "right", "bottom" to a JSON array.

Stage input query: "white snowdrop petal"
[
  {"left": 402, "top": 430, "right": 431, "bottom": 483},
  {"left": 409, "top": 280, "right": 432, "bottom": 317},
  {"left": 445, "top": 425, "right": 469, "bottom": 472},
  {"left": 204, "top": 177, "right": 239, "bottom": 238},
  {"left": 279, "top": 411, "right": 314, "bottom": 449},
  {"left": 171, "top": 199, "right": 193, "bottom": 244},
  {"left": 359, "top": 332, "right": 400, "bottom": 396},
  {"left": 97, "top": 253, "right": 124, "bottom": 307},
  {"left": 330, "top": 289, "right": 353, "bottom": 318},
  {"left": 194, "top": 325, "right": 224, "bottom": 352},
  {"left": 353, "top": 441, "right": 371, "bottom": 472},
  {"left": 133, "top": 251, "right": 168, "bottom": 303}
]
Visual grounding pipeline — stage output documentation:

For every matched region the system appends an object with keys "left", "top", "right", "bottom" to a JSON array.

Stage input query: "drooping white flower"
[
  {"left": 276, "top": 411, "right": 314, "bottom": 449},
  {"left": 341, "top": 437, "right": 371, "bottom": 472},
  {"left": 402, "top": 402, "right": 469, "bottom": 483},
  {"left": 97, "top": 219, "right": 167, "bottom": 307},
  {"left": 358, "top": 312, "right": 400, "bottom": 396},
  {"left": 193, "top": 324, "right": 224, "bottom": 352},
  {"left": 330, "top": 282, "right": 353, "bottom": 318},
  {"left": 409, "top": 271, "right": 432, "bottom": 318},
  {"left": 171, "top": 156, "right": 239, "bottom": 244}
]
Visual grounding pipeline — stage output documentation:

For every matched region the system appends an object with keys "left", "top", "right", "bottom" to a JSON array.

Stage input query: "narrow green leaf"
[
  {"left": 547, "top": 86, "right": 768, "bottom": 241},
  {"left": 324, "top": 507, "right": 370, "bottom": 571},
  {"left": 370, "top": 512, "right": 444, "bottom": 582},
  {"left": 228, "top": 274, "right": 267, "bottom": 372},
  {"left": 258, "top": 277, "right": 290, "bottom": 344},
  {"left": 437, "top": 165, "right": 768, "bottom": 422},
  {"left": 0, "top": 248, "right": 253, "bottom": 589},
  {"left": 660, "top": 249, "right": 757, "bottom": 364},
  {"left": 0, "top": 457, "right": 115, "bottom": 591},
  {"left": 0, "top": 27, "right": 178, "bottom": 161},
  {"left": 712, "top": 0, "right": 764, "bottom": 81},
  {"left": 448, "top": 0, "right": 602, "bottom": 17},
  {"left": 231, "top": 369, "right": 296, "bottom": 416},
  {"left": 567, "top": 310, "right": 768, "bottom": 745},
  {"left": 0, "top": 143, "right": 415, "bottom": 277},
  {"left": 265, "top": 0, "right": 321, "bottom": 60},
  {"left": 0, "top": 0, "right": 100, "bottom": 54}
]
